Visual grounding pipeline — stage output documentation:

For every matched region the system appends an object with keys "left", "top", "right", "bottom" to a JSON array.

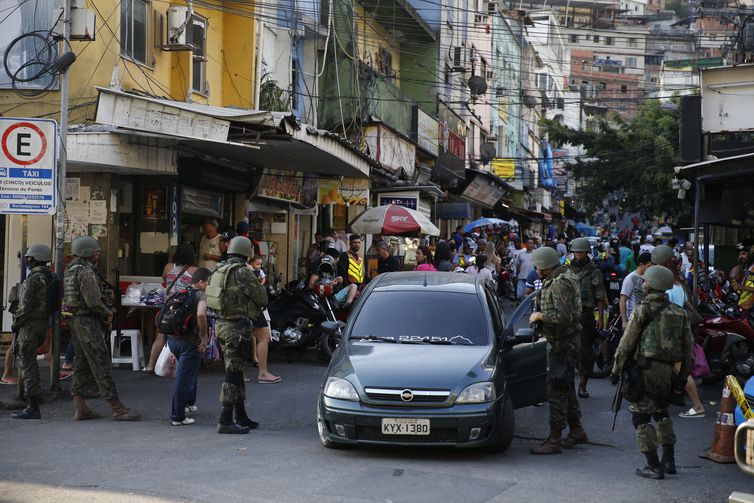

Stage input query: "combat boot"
[
  {"left": 530, "top": 429, "right": 562, "bottom": 455},
  {"left": 578, "top": 376, "right": 589, "bottom": 398},
  {"left": 234, "top": 401, "right": 260, "bottom": 429},
  {"left": 73, "top": 395, "right": 102, "bottom": 420},
  {"left": 661, "top": 446, "right": 677, "bottom": 475},
  {"left": 11, "top": 395, "right": 41, "bottom": 420},
  {"left": 218, "top": 403, "right": 250, "bottom": 434},
  {"left": 636, "top": 451, "right": 665, "bottom": 480},
  {"left": 562, "top": 420, "right": 589, "bottom": 449},
  {"left": 107, "top": 398, "right": 142, "bottom": 421}
]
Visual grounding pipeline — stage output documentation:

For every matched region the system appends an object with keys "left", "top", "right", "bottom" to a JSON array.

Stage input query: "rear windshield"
[{"left": 349, "top": 290, "right": 488, "bottom": 345}]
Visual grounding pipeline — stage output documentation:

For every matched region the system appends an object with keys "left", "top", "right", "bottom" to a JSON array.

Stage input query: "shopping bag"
[
  {"left": 691, "top": 342, "right": 711, "bottom": 378},
  {"left": 155, "top": 344, "right": 177, "bottom": 378},
  {"left": 202, "top": 318, "right": 222, "bottom": 361}
]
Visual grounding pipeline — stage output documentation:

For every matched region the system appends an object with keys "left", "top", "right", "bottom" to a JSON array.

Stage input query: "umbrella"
[
  {"left": 464, "top": 217, "right": 505, "bottom": 233},
  {"left": 349, "top": 204, "right": 440, "bottom": 236}
]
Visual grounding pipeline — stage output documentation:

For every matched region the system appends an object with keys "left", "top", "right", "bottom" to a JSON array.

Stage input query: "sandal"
[
  {"left": 678, "top": 407, "right": 705, "bottom": 418},
  {"left": 0, "top": 377, "right": 18, "bottom": 385},
  {"left": 258, "top": 376, "right": 282, "bottom": 384}
]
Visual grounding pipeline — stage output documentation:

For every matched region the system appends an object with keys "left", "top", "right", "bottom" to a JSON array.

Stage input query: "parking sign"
[{"left": 0, "top": 117, "right": 58, "bottom": 215}]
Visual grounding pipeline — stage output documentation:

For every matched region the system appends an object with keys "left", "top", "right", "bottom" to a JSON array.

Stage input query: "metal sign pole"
[{"left": 50, "top": 0, "right": 71, "bottom": 392}]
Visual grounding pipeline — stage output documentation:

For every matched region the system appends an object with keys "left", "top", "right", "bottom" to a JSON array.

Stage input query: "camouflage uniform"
[
  {"left": 538, "top": 268, "right": 583, "bottom": 430},
  {"left": 568, "top": 261, "right": 606, "bottom": 376},
  {"left": 64, "top": 257, "right": 118, "bottom": 400},
  {"left": 14, "top": 265, "right": 53, "bottom": 398},
  {"left": 214, "top": 257, "right": 268, "bottom": 404},
  {"left": 613, "top": 291, "right": 693, "bottom": 458}
]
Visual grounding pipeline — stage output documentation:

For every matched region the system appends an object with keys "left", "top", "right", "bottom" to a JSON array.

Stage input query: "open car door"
[{"left": 501, "top": 293, "right": 547, "bottom": 408}]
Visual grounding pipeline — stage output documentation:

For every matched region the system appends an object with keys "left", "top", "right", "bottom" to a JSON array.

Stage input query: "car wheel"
[
  {"left": 488, "top": 394, "right": 514, "bottom": 453},
  {"left": 316, "top": 399, "right": 342, "bottom": 449}
]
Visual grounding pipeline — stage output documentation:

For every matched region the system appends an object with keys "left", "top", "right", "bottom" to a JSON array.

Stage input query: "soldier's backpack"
[
  {"left": 156, "top": 288, "right": 197, "bottom": 337},
  {"left": 43, "top": 271, "right": 61, "bottom": 314},
  {"left": 205, "top": 263, "right": 242, "bottom": 312}
]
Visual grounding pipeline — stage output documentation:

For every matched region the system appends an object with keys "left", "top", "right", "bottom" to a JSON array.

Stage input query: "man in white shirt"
[
  {"left": 329, "top": 228, "right": 348, "bottom": 254},
  {"left": 639, "top": 236, "right": 655, "bottom": 256},
  {"left": 198, "top": 219, "right": 222, "bottom": 271},
  {"left": 619, "top": 252, "right": 652, "bottom": 329},
  {"left": 680, "top": 241, "right": 693, "bottom": 279}
]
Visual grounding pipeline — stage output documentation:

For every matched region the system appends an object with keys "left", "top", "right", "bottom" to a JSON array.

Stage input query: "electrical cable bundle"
[{"left": 3, "top": 24, "right": 73, "bottom": 98}]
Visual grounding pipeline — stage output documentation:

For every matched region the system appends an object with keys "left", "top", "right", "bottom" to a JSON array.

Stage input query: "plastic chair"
[{"left": 110, "top": 330, "right": 144, "bottom": 371}]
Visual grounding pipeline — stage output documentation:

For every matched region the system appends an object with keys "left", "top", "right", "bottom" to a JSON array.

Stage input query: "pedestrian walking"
[
  {"left": 528, "top": 247, "right": 588, "bottom": 454},
  {"left": 611, "top": 265, "right": 693, "bottom": 479},
  {"left": 166, "top": 268, "right": 211, "bottom": 426},
  {"left": 206, "top": 236, "right": 268, "bottom": 434},
  {"left": 249, "top": 255, "right": 281, "bottom": 384},
  {"left": 567, "top": 237, "right": 607, "bottom": 398},
  {"left": 11, "top": 245, "right": 56, "bottom": 419},
  {"left": 65, "top": 236, "right": 141, "bottom": 421},
  {"left": 515, "top": 237, "right": 535, "bottom": 300}
]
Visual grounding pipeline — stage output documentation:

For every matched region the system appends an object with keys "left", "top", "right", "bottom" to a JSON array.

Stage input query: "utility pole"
[{"left": 50, "top": 0, "right": 71, "bottom": 391}]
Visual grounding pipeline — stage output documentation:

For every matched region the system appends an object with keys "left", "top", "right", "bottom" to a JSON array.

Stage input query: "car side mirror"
[{"left": 321, "top": 321, "right": 342, "bottom": 335}]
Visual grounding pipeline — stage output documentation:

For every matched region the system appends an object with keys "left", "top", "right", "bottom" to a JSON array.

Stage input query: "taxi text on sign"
[{"left": 0, "top": 118, "right": 58, "bottom": 215}]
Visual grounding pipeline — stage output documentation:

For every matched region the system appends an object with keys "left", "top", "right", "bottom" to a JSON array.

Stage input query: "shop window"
[
  {"left": 191, "top": 15, "right": 207, "bottom": 94},
  {"left": 121, "top": 0, "right": 152, "bottom": 65}
]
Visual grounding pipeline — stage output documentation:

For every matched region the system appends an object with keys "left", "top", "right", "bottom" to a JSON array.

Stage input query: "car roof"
[{"left": 370, "top": 271, "right": 482, "bottom": 294}]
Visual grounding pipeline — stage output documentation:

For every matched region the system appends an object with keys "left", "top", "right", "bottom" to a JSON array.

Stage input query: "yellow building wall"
[
  {"left": 0, "top": 0, "right": 256, "bottom": 122},
  {"left": 354, "top": 5, "right": 400, "bottom": 84}
]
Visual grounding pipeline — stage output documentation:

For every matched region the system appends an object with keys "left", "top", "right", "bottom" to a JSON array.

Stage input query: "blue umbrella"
[{"left": 464, "top": 217, "right": 505, "bottom": 233}]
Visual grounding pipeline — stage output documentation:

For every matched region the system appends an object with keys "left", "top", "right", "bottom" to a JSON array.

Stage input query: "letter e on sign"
[{"left": 2, "top": 122, "right": 48, "bottom": 166}]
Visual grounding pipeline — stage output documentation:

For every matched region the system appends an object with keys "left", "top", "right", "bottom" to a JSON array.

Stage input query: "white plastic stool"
[{"left": 110, "top": 330, "right": 145, "bottom": 371}]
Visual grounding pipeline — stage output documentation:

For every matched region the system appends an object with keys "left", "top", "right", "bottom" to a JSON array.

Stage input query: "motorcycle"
[
  {"left": 267, "top": 279, "right": 332, "bottom": 361},
  {"left": 697, "top": 298, "right": 754, "bottom": 384},
  {"left": 497, "top": 257, "right": 516, "bottom": 301},
  {"left": 311, "top": 278, "right": 350, "bottom": 360}
]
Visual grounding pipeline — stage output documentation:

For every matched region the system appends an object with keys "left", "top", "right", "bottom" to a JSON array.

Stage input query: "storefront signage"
[
  {"left": 440, "top": 122, "right": 466, "bottom": 160},
  {"left": 318, "top": 178, "right": 369, "bottom": 205},
  {"left": 379, "top": 195, "right": 418, "bottom": 210},
  {"left": 491, "top": 158, "right": 515, "bottom": 179},
  {"left": 412, "top": 106, "right": 439, "bottom": 157},
  {"left": 0, "top": 118, "right": 57, "bottom": 215},
  {"left": 258, "top": 169, "right": 302, "bottom": 204},
  {"left": 169, "top": 182, "right": 180, "bottom": 247},
  {"left": 364, "top": 124, "right": 416, "bottom": 178},
  {"left": 181, "top": 186, "right": 223, "bottom": 217},
  {"left": 461, "top": 174, "right": 506, "bottom": 208}
]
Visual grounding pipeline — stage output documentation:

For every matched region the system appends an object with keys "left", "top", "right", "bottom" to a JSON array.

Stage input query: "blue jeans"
[
  {"left": 517, "top": 279, "right": 528, "bottom": 300},
  {"left": 167, "top": 337, "right": 201, "bottom": 422}
]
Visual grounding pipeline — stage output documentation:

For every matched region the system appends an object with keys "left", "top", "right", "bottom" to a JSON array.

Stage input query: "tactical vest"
[
  {"left": 64, "top": 263, "right": 86, "bottom": 313},
  {"left": 347, "top": 253, "right": 364, "bottom": 284},
  {"left": 208, "top": 262, "right": 257, "bottom": 320},
  {"left": 640, "top": 303, "right": 686, "bottom": 362},
  {"left": 20, "top": 268, "right": 51, "bottom": 318},
  {"left": 571, "top": 264, "right": 599, "bottom": 308}
]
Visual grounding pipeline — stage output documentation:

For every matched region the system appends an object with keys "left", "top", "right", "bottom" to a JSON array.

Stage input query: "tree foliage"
[{"left": 544, "top": 101, "right": 684, "bottom": 218}]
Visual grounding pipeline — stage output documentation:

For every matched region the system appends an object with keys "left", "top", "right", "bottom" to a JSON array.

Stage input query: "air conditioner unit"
[
  {"left": 167, "top": 6, "right": 191, "bottom": 46},
  {"left": 451, "top": 46, "right": 467, "bottom": 72}
]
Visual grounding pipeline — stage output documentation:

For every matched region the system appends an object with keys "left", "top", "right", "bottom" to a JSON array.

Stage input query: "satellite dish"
[
  {"left": 468, "top": 75, "right": 487, "bottom": 95},
  {"left": 480, "top": 142, "right": 496, "bottom": 163}
]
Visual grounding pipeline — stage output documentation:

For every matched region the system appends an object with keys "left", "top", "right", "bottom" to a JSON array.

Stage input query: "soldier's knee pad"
[
  {"left": 632, "top": 412, "right": 652, "bottom": 428},
  {"left": 225, "top": 371, "right": 244, "bottom": 387}
]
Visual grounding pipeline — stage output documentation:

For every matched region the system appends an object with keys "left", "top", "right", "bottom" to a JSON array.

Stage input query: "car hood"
[{"left": 344, "top": 343, "right": 493, "bottom": 390}]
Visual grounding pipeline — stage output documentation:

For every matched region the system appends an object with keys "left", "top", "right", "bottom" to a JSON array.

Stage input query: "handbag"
[
  {"left": 691, "top": 342, "right": 711, "bottom": 378},
  {"left": 155, "top": 344, "right": 177, "bottom": 378}
]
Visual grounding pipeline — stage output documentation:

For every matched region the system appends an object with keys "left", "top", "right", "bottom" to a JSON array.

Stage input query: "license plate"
[
  {"left": 381, "top": 418, "right": 430, "bottom": 435},
  {"left": 610, "top": 281, "right": 620, "bottom": 290}
]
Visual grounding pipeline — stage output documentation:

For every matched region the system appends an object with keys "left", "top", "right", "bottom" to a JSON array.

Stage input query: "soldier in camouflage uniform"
[
  {"left": 65, "top": 236, "right": 141, "bottom": 421},
  {"left": 11, "top": 245, "right": 54, "bottom": 419},
  {"left": 209, "top": 236, "right": 268, "bottom": 434},
  {"left": 568, "top": 237, "right": 607, "bottom": 398},
  {"left": 529, "top": 247, "right": 589, "bottom": 454},
  {"left": 612, "top": 265, "right": 693, "bottom": 479}
]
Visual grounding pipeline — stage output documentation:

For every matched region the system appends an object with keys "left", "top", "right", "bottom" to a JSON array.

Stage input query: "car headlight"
[
  {"left": 323, "top": 377, "right": 359, "bottom": 401},
  {"left": 456, "top": 382, "right": 496, "bottom": 404}
]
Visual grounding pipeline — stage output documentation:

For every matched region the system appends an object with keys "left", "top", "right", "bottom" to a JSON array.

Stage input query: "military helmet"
[
  {"left": 25, "top": 244, "right": 52, "bottom": 262},
  {"left": 570, "top": 237, "right": 591, "bottom": 253},
  {"left": 531, "top": 247, "right": 560, "bottom": 270},
  {"left": 651, "top": 244, "right": 674, "bottom": 264},
  {"left": 643, "top": 265, "right": 675, "bottom": 291},
  {"left": 227, "top": 236, "right": 252, "bottom": 258},
  {"left": 71, "top": 236, "right": 101, "bottom": 258}
]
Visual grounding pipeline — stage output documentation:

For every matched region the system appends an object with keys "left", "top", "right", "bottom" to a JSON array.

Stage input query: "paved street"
[{"left": 1, "top": 306, "right": 752, "bottom": 503}]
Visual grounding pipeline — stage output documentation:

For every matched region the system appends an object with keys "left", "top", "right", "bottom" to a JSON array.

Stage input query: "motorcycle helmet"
[{"left": 318, "top": 255, "right": 337, "bottom": 276}]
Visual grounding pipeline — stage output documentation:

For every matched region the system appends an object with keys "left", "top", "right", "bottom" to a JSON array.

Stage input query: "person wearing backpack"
[
  {"left": 162, "top": 268, "right": 211, "bottom": 426},
  {"left": 205, "top": 236, "right": 268, "bottom": 434},
  {"left": 10, "top": 245, "right": 57, "bottom": 419},
  {"left": 65, "top": 236, "right": 141, "bottom": 421}
]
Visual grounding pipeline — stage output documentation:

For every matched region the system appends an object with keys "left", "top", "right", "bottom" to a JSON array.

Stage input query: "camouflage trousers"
[
  {"left": 629, "top": 360, "right": 676, "bottom": 453},
  {"left": 217, "top": 319, "right": 253, "bottom": 404},
  {"left": 547, "top": 349, "right": 581, "bottom": 430},
  {"left": 578, "top": 309, "right": 596, "bottom": 376},
  {"left": 16, "top": 319, "right": 49, "bottom": 397},
  {"left": 70, "top": 315, "right": 118, "bottom": 401}
]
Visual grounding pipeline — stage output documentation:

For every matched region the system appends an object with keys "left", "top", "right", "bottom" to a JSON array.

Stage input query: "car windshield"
[{"left": 349, "top": 290, "right": 488, "bottom": 345}]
